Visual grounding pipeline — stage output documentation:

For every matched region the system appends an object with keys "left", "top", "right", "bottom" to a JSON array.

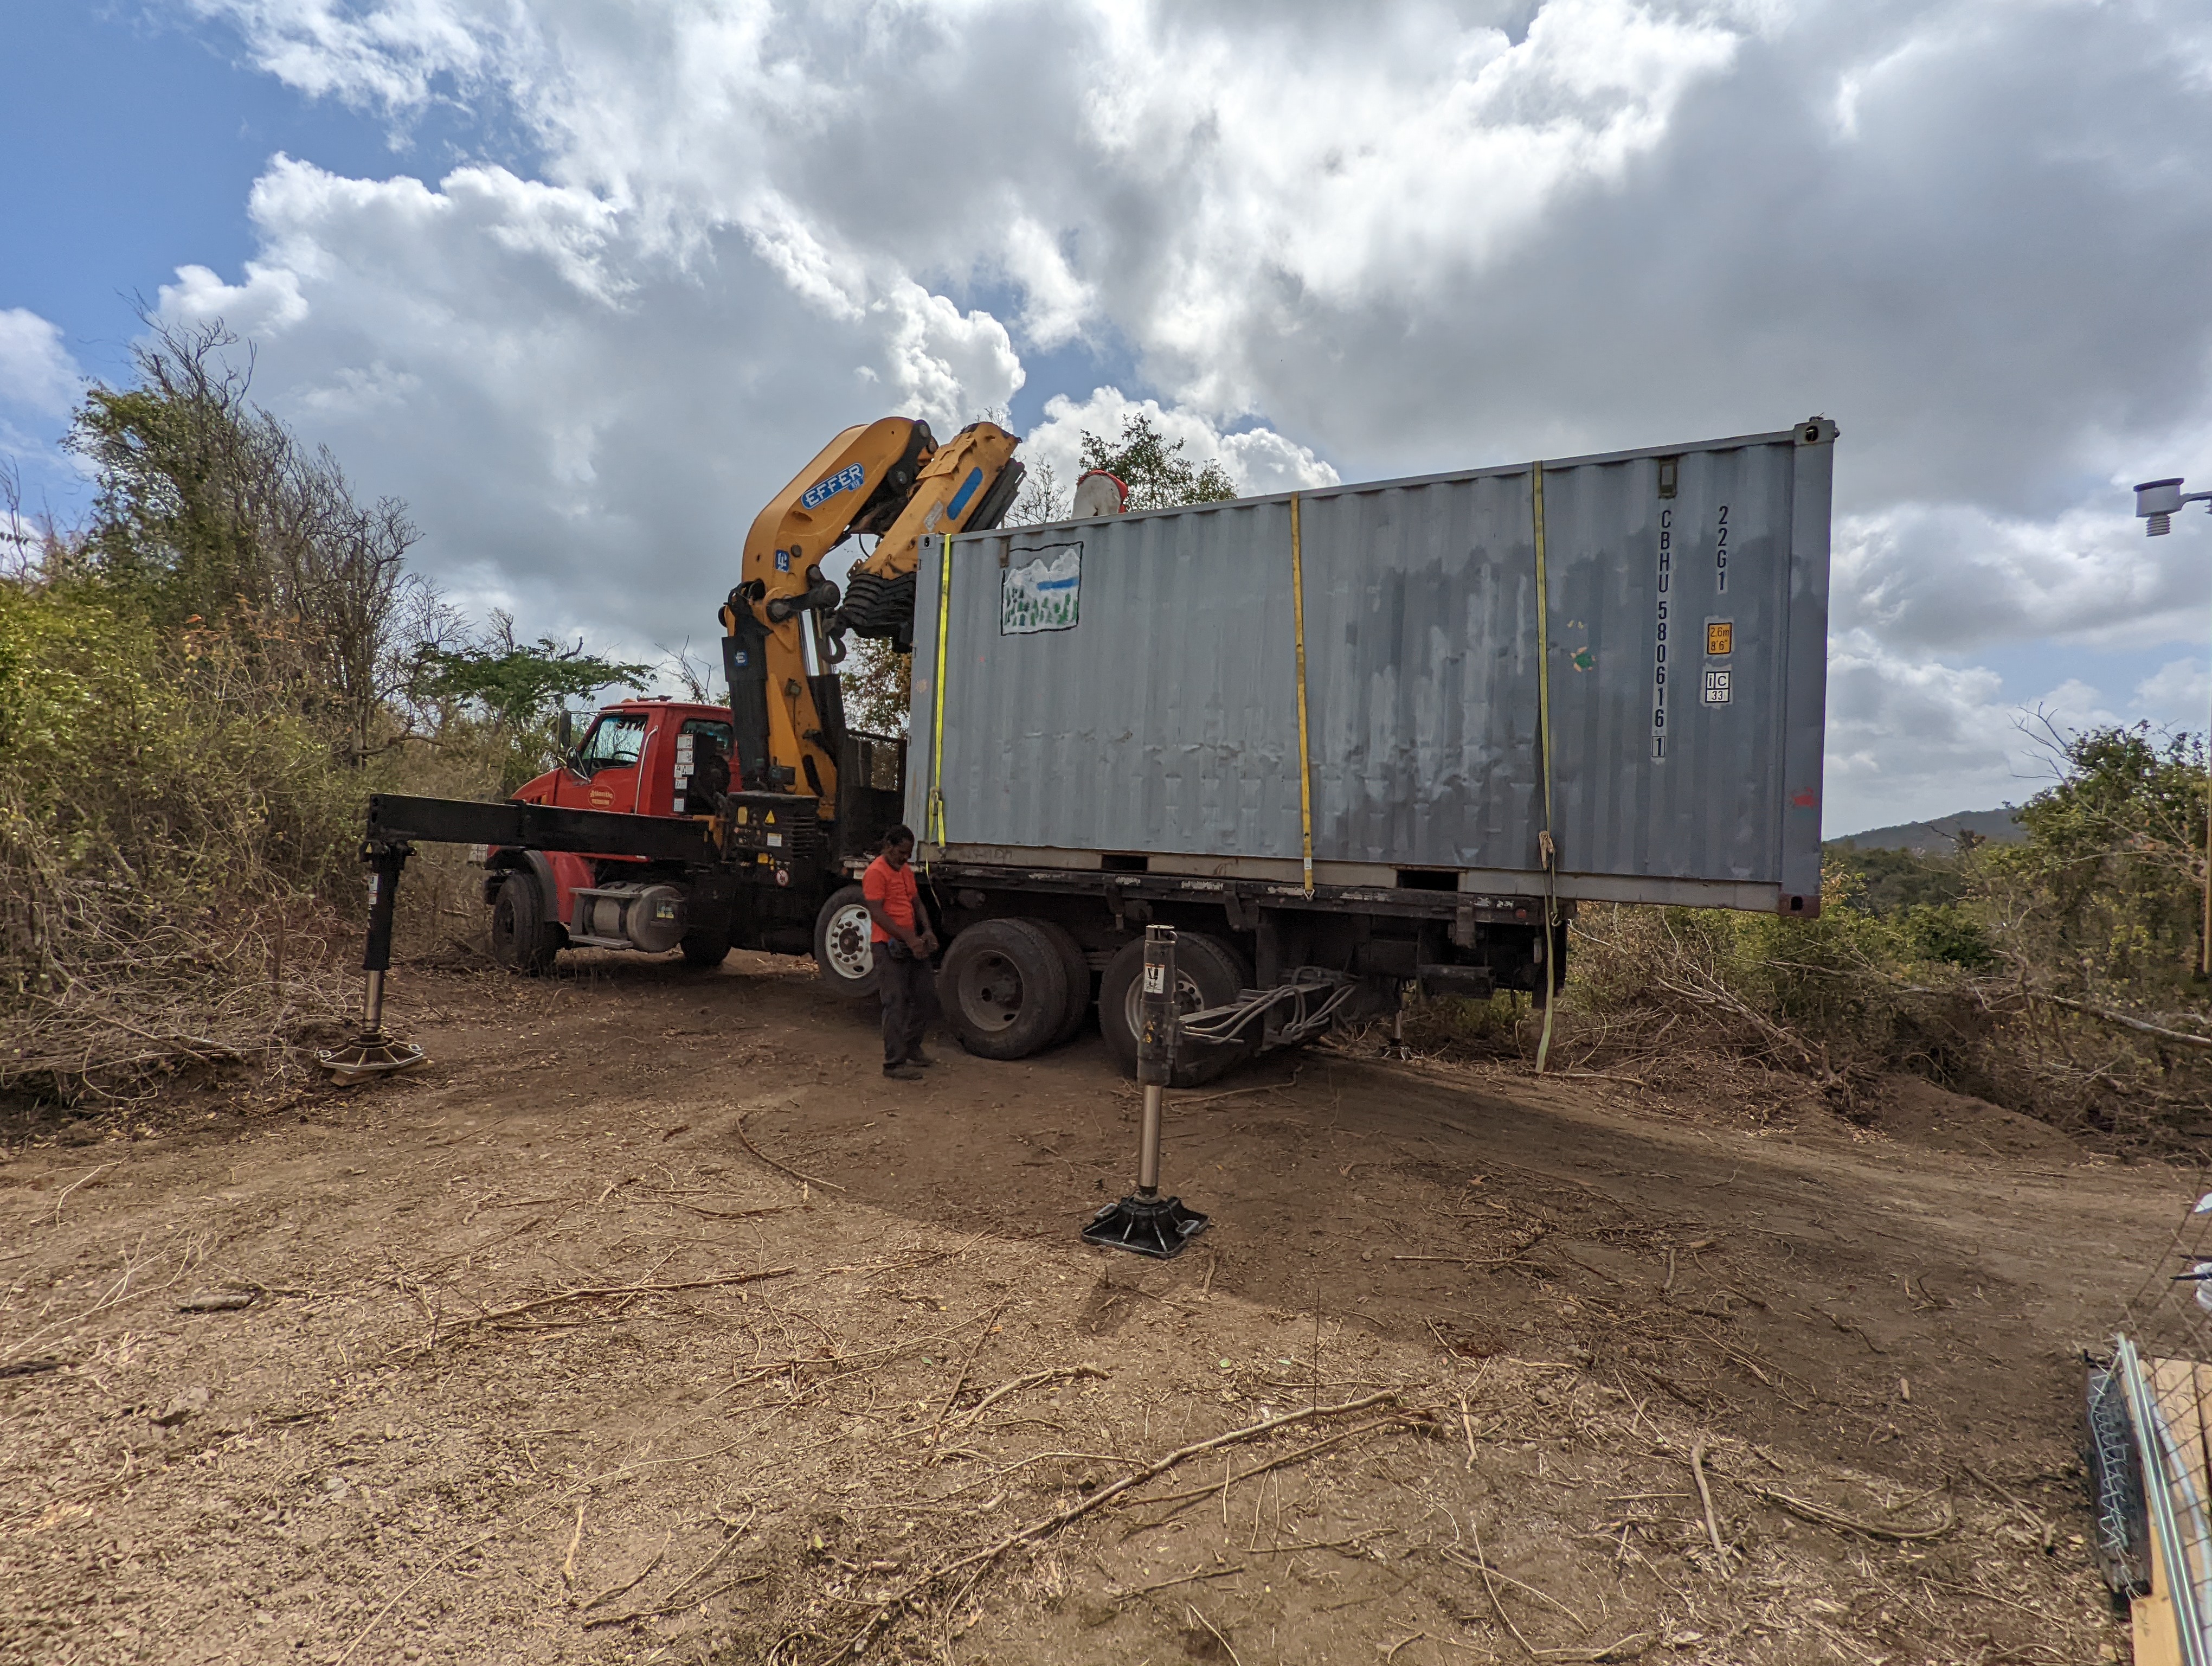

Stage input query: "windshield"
[{"left": 576, "top": 713, "right": 647, "bottom": 773}]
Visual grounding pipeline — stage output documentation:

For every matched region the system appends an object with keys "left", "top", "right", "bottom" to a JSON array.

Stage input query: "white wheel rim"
[
  {"left": 824, "top": 902, "right": 876, "bottom": 982},
  {"left": 1122, "top": 967, "right": 1203, "bottom": 1039}
]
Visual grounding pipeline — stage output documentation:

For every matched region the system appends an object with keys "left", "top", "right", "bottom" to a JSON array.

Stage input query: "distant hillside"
[{"left": 1829, "top": 806, "right": 2023, "bottom": 854}]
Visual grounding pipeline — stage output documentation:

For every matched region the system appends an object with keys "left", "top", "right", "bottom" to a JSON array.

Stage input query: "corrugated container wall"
[{"left": 908, "top": 420, "right": 1834, "bottom": 913}]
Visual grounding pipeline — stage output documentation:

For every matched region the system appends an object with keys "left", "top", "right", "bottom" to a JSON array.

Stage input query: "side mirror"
[{"left": 556, "top": 709, "right": 575, "bottom": 749}]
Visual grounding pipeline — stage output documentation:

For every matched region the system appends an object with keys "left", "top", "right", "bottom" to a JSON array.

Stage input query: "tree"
[
  {"left": 65, "top": 316, "right": 420, "bottom": 763},
  {"left": 1985, "top": 721, "right": 2210, "bottom": 992},
  {"left": 842, "top": 635, "right": 913, "bottom": 734},
  {"left": 1078, "top": 412, "right": 1237, "bottom": 512},
  {"left": 409, "top": 612, "right": 650, "bottom": 789}
]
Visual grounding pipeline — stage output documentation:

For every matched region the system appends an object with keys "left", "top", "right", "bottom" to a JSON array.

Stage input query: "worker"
[{"left": 864, "top": 824, "right": 941, "bottom": 1079}]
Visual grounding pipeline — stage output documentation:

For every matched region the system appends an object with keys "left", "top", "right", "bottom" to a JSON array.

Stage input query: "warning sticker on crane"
[{"left": 1002, "top": 543, "right": 1083, "bottom": 635}]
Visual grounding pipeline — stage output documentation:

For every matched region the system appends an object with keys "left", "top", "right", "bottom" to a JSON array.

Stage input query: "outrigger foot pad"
[
  {"left": 1083, "top": 1192, "right": 1210, "bottom": 1259},
  {"left": 316, "top": 1031, "right": 427, "bottom": 1082}
]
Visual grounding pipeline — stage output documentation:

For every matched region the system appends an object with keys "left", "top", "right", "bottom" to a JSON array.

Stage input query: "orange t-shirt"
[{"left": 863, "top": 856, "right": 919, "bottom": 944}]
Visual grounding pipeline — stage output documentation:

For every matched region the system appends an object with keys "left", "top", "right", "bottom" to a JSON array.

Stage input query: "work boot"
[
  {"left": 883, "top": 1063, "right": 925, "bottom": 1081},
  {"left": 909, "top": 1048, "right": 937, "bottom": 1067}
]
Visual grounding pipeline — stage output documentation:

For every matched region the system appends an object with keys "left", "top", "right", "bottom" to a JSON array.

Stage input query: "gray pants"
[{"left": 879, "top": 944, "right": 937, "bottom": 1067}]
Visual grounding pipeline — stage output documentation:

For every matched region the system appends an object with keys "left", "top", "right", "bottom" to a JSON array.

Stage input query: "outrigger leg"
[
  {"left": 317, "top": 838, "right": 428, "bottom": 1081},
  {"left": 1083, "top": 926, "right": 1209, "bottom": 1259}
]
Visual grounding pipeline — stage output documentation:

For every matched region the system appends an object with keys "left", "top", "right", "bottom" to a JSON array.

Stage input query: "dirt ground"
[{"left": 2, "top": 950, "right": 2191, "bottom": 1664}]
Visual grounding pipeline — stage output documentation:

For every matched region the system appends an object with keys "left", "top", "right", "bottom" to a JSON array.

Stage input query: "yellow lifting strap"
[
  {"left": 927, "top": 532, "right": 953, "bottom": 854},
  {"left": 1290, "top": 494, "right": 1316, "bottom": 898},
  {"left": 1532, "top": 461, "right": 1561, "bottom": 1074}
]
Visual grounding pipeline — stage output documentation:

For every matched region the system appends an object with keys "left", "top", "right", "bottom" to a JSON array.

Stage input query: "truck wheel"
[
  {"left": 938, "top": 919, "right": 1070, "bottom": 1061},
  {"left": 488, "top": 872, "right": 558, "bottom": 975},
  {"left": 679, "top": 927, "right": 729, "bottom": 967},
  {"left": 1027, "top": 919, "right": 1094, "bottom": 1046},
  {"left": 1100, "top": 932, "right": 1252, "bottom": 1086},
  {"left": 813, "top": 885, "right": 879, "bottom": 998}
]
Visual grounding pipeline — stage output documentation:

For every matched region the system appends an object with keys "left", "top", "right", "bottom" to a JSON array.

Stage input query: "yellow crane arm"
[
  {"left": 835, "top": 421, "right": 1023, "bottom": 647},
  {"left": 718, "top": 418, "right": 1023, "bottom": 812}
]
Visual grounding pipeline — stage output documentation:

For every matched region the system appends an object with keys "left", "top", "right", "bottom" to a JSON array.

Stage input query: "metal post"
[
  {"left": 317, "top": 840, "right": 428, "bottom": 1081},
  {"left": 2117, "top": 1333, "right": 2212, "bottom": 1666},
  {"left": 1083, "top": 926, "right": 1210, "bottom": 1258}
]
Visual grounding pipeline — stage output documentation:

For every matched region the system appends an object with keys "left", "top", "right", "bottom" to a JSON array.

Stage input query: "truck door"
[{"left": 563, "top": 711, "right": 650, "bottom": 814}]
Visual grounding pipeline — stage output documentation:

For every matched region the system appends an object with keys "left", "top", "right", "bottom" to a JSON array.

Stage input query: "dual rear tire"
[
  {"left": 1098, "top": 932, "right": 1253, "bottom": 1087},
  {"left": 810, "top": 895, "right": 1249, "bottom": 1082},
  {"left": 938, "top": 918, "right": 1091, "bottom": 1060}
]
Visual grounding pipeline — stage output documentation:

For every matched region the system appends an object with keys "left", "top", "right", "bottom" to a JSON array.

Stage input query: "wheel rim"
[
  {"left": 491, "top": 892, "right": 517, "bottom": 954},
  {"left": 1121, "top": 966, "right": 1205, "bottom": 1040},
  {"left": 957, "top": 951, "right": 1025, "bottom": 1032},
  {"left": 824, "top": 902, "right": 876, "bottom": 982}
]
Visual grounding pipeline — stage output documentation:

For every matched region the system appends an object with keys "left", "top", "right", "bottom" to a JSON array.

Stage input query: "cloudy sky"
[{"left": 5, "top": 0, "right": 2211, "bottom": 836}]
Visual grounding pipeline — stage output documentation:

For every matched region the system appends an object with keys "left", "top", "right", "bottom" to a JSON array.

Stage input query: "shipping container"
[
  {"left": 358, "top": 419, "right": 1837, "bottom": 1085},
  {"left": 908, "top": 417, "right": 1834, "bottom": 917}
]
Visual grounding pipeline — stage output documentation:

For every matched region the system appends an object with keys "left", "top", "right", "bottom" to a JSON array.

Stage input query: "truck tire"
[
  {"left": 1027, "top": 919, "right": 1094, "bottom": 1046},
  {"left": 488, "top": 872, "right": 560, "bottom": 975},
  {"left": 679, "top": 926, "right": 730, "bottom": 967},
  {"left": 813, "top": 885, "right": 879, "bottom": 998},
  {"left": 1100, "top": 932, "right": 1252, "bottom": 1087},
  {"left": 938, "top": 919, "right": 1070, "bottom": 1061}
]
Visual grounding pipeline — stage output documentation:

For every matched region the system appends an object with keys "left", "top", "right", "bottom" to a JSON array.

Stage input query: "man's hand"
[{"left": 918, "top": 931, "right": 941, "bottom": 956}]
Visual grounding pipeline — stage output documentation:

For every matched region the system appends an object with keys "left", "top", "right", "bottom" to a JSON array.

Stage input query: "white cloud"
[
  {"left": 1020, "top": 387, "right": 1340, "bottom": 498},
  {"left": 1821, "top": 631, "right": 2122, "bottom": 834},
  {"left": 0, "top": 310, "right": 83, "bottom": 418},
  {"left": 2136, "top": 657, "right": 2212, "bottom": 728},
  {"left": 1834, "top": 499, "right": 2209, "bottom": 652}
]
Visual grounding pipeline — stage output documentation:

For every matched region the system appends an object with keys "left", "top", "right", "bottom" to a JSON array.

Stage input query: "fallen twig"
[
  {"left": 584, "top": 1571, "right": 767, "bottom": 1629},
  {"left": 949, "top": 1364, "right": 1108, "bottom": 1430},
  {"left": 1186, "top": 1603, "right": 1243, "bottom": 1666},
  {"left": 1119, "top": 1071, "right": 1302, "bottom": 1110},
  {"left": 1752, "top": 1484, "right": 1954, "bottom": 1542},
  {"left": 1689, "top": 1439, "right": 1730, "bottom": 1574},
  {"left": 1119, "top": 1419, "right": 1409, "bottom": 1527},
  {"left": 423, "top": 1266, "right": 795, "bottom": 1347},
  {"left": 833, "top": 1392, "right": 1400, "bottom": 1657},
  {"left": 735, "top": 1106, "right": 847, "bottom": 1192},
  {"left": 2041, "top": 994, "right": 2212, "bottom": 1051},
  {"left": 48, "top": 1162, "right": 115, "bottom": 1226},
  {"left": 1442, "top": 1545, "right": 1587, "bottom": 1631},
  {"left": 561, "top": 1507, "right": 584, "bottom": 1587},
  {"left": 1108, "top": 1564, "right": 1246, "bottom": 1600},
  {"left": 580, "top": 1535, "right": 669, "bottom": 1610},
  {"left": 927, "top": 1301, "right": 1008, "bottom": 1447}
]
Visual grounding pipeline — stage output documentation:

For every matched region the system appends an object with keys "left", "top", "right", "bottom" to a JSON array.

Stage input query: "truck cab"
[
  {"left": 483, "top": 699, "right": 737, "bottom": 972},
  {"left": 518, "top": 698, "right": 734, "bottom": 821},
  {"left": 478, "top": 697, "right": 903, "bottom": 977}
]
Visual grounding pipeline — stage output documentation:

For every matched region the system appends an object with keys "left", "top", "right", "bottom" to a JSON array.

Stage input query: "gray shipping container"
[{"left": 907, "top": 418, "right": 1834, "bottom": 915}]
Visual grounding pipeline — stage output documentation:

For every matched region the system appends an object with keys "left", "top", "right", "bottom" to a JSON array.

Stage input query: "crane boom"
[{"left": 719, "top": 417, "right": 1023, "bottom": 810}]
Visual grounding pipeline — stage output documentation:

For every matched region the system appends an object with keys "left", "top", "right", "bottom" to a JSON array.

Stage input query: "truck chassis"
[{"left": 351, "top": 748, "right": 1560, "bottom": 1086}]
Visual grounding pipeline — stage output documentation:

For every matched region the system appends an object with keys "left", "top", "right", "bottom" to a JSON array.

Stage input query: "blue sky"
[{"left": 4, "top": 1, "right": 2211, "bottom": 836}]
